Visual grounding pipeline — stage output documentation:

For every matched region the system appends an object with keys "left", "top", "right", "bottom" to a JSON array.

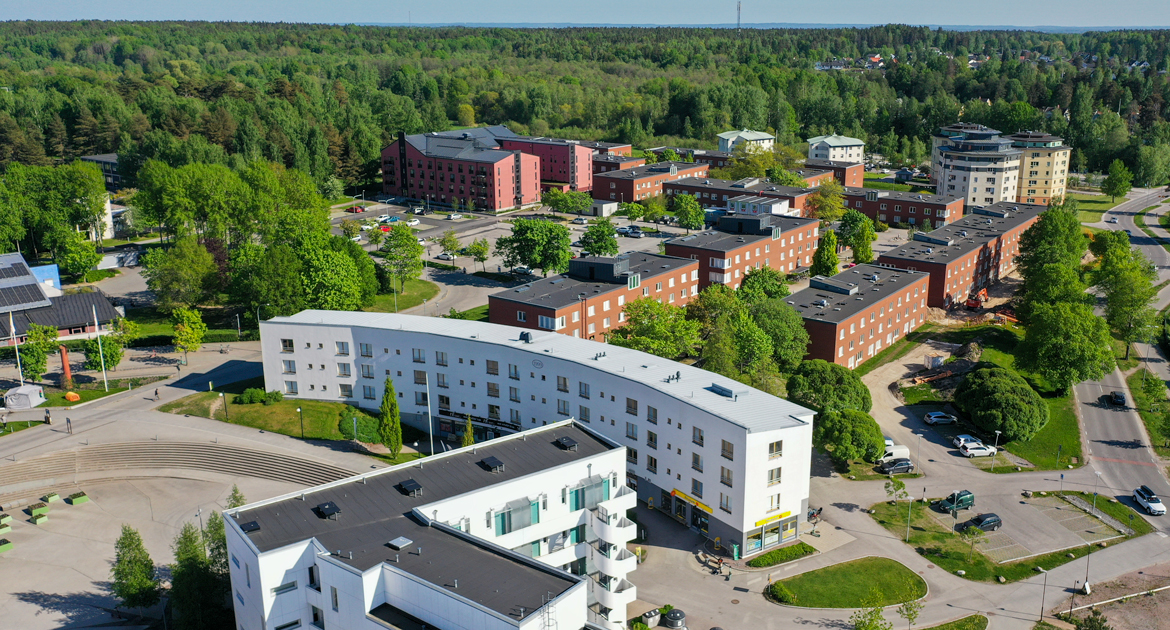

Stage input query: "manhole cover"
[
  {"left": 731, "top": 600, "right": 739, "bottom": 604},
  {"left": 927, "top": 564, "right": 935, "bottom": 569}
]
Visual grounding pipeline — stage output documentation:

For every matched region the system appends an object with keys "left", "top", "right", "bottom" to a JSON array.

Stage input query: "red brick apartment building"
[
  {"left": 876, "top": 202, "right": 1045, "bottom": 308},
  {"left": 593, "top": 154, "right": 647, "bottom": 174},
  {"left": 577, "top": 140, "right": 633, "bottom": 156},
  {"left": 664, "top": 177, "right": 813, "bottom": 214},
  {"left": 804, "top": 159, "right": 864, "bottom": 187},
  {"left": 496, "top": 136, "right": 594, "bottom": 192},
  {"left": 381, "top": 128, "right": 540, "bottom": 211},
  {"left": 664, "top": 213, "right": 820, "bottom": 290},
  {"left": 646, "top": 147, "right": 735, "bottom": 168},
  {"left": 791, "top": 167, "right": 835, "bottom": 187},
  {"left": 592, "top": 162, "right": 709, "bottom": 203},
  {"left": 841, "top": 189, "right": 965, "bottom": 228},
  {"left": 487, "top": 254, "right": 699, "bottom": 340},
  {"left": 786, "top": 264, "right": 931, "bottom": 368}
]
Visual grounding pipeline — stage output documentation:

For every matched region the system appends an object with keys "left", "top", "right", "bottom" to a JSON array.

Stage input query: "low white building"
[
  {"left": 717, "top": 129, "right": 775, "bottom": 153},
  {"left": 259, "top": 312, "right": 814, "bottom": 560},
  {"left": 727, "top": 194, "right": 792, "bottom": 216},
  {"left": 226, "top": 421, "right": 635, "bottom": 630},
  {"left": 805, "top": 134, "right": 865, "bottom": 162}
]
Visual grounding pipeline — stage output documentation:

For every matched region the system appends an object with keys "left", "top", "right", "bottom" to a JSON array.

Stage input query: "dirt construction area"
[{"left": 1051, "top": 559, "right": 1170, "bottom": 630}]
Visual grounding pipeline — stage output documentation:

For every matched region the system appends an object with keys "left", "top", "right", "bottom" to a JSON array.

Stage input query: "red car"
[
  {"left": 344, "top": 206, "right": 365, "bottom": 213},
  {"left": 379, "top": 225, "right": 391, "bottom": 232}
]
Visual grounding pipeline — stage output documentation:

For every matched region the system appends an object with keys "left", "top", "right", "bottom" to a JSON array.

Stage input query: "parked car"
[
  {"left": 417, "top": 237, "right": 426, "bottom": 244},
  {"left": 952, "top": 434, "right": 979, "bottom": 449},
  {"left": 1110, "top": 391, "right": 1127, "bottom": 407},
  {"left": 344, "top": 206, "right": 364, "bottom": 213},
  {"left": 387, "top": 216, "right": 400, "bottom": 223},
  {"left": 924, "top": 412, "right": 958, "bottom": 425},
  {"left": 1106, "top": 217, "right": 1119, "bottom": 224},
  {"left": 349, "top": 235, "right": 362, "bottom": 242},
  {"left": 436, "top": 252, "right": 456, "bottom": 261},
  {"left": 616, "top": 226, "right": 632, "bottom": 235},
  {"left": 360, "top": 223, "right": 375, "bottom": 231},
  {"left": 1134, "top": 485, "right": 1166, "bottom": 515},
  {"left": 448, "top": 213, "right": 463, "bottom": 220},
  {"left": 379, "top": 225, "right": 391, "bottom": 232},
  {"left": 878, "top": 458, "right": 915, "bottom": 475},
  {"left": 376, "top": 214, "right": 392, "bottom": 223},
  {"left": 512, "top": 266, "right": 533, "bottom": 276},
  {"left": 571, "top": 240, "right": 584, "bottom": 247},
  {"left": 406, "top": 219, "right": 420, "bottom": 226},
  {"left": 627, "top": 229, "right": 645, "bottom": 238},
  {"left": 1124, "top": 229, "right": 1132, "bottom": 235},
  {"left": 937, "top": 490, "right": 975, "bottom": 512},
  {"left": 969, "top": 513, "right": 1003, "bottom": 531},
  {"left": 960, "top": 442, "right": 997, "bottom": 458},
  {"left": 572, "top": 217, "right": 588, "bottom": 224}
]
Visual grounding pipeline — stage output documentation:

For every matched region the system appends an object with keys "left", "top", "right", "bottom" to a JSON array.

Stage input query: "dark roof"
[
  {"left": 666, "top": 215, "right": 818, "bottom": 253},
  {"left": 489, "top": 253, "right": 694, "bottom": 310},
  {"left": 804, "top": 159, "right": 862, "bottom": 169},
  {"left": 235, "top": 424, "right": 612, "bottom": 618},
  {"left": 667, "top": 176, "right": 813, "bottom": 198},
  {"left": 787, "top": 264, "right": 930, "bottom": 324},
  {"left": 593, "top": 161, "right": 707, "bottom": 181},
  {"left": 841, "top": 187, "right": 961, "bottom": 205},
  {"left": 1007, "top": 132, "right": 1067, "bottom": 145},
  {"left": 576, "top": 139, "right": 631, "bottom": 150},
  {"left": 648, "top": 146, "right": 734, "bottom": 159},
  {"left": 79, "top": 153, "right": 119, "bottom": 163},
  {"left": 0, "top": 253, "right": 52, "bottom": 314},
  {"left": 878, "top": 202, "right": 1046, "bottom": 265},
  {"left": 592, "top": 154, "right": 644, "bottom": 164},
  {"left": 0, "top": 290, "right": 120, "bottom": 337},
  {"left": 791, "top": 168, "right": 832, "bottom": 179}
]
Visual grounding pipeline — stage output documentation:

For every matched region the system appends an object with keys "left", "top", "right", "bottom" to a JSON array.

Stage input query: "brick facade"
[
  {"left": 592, "top": 162, "right": 709, "bottom": 204},
  {"left": 664, "top": 214, "right": 820, "bottom": 290}
]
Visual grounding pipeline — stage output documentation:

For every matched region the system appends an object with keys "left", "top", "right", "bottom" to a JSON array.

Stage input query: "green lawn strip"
[
  {"left": 44, "top": 386, "right": 129, "bottom": 407},
  {"left": 0, "top": 420, "right": 40, "bottom": 438},
  {"left": 124, "top": 305, "right": 238, "bottom": 339},
  {"left": 922, "top": 615, "right": 988, "bottom": 630},
  {"left": 452, "top": 304, "right": 490, "bottom": 321},
  {"left": 869, "top": 494, "right": 1145, "bottom": 583},
  {"left": 1113, "top": 336, "right": 1140, "bottom": 372},
  {"left": 901, "top": 383, "right": 945, "bottom": 405},
  {"left": 770, "top": 556, "right": 926, "bottom": 607},
  {"left": 1124, "top": 369, "right": 1170, "bottom": 459},
  {"left": 854, "top": 323, "right": 939, "bottom": 377},
  {"left": 996, "top": 395, "right": 1082, "bottom": 471},
  {"left": 1135, "top": 207, "right": 1170, "bottom": 254},
  {"left": 1069, "top": 193, "right": 1122, "bottom": 224},
  {"left": 1051, "top": 491, "right": 1154, "bottom": 537},
  {"left": 364, "top": 279, "right": 440, "bottom": 313},
  {"left": 744, "top": 541, "right": 817, "bottom": 567}
]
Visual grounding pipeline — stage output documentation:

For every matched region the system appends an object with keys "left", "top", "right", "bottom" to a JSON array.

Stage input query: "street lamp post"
[
  {"left": 256, "top": 303, "right": 270, "bottom": 326},
  {"left": 951, "top": 488, "right": 959, "bottom": 534},
  {"left": 992, "top": 430, "right": 1002, "bottom": 473},
  {"left": 915, "top": 432, "right": 923, "bottom": 477},
  {"left": 1084, "top": 470, "right": 1102, "bottom": 593},
  {"left": 1038, "top": 567, "right": 1049, "bottom": 622},
  {"left": 297, "top": 407, "right": 304, "bottom": 439}
]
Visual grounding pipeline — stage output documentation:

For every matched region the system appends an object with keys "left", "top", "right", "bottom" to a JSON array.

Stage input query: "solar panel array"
[
  {"left": 0, "top": 262, "right": 30, "bottom": 279},
  {"left": 0, "top": 254, "right": 52, "bottom": 313}
]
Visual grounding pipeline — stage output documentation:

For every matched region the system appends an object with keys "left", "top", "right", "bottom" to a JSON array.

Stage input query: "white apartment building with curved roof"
[{"left": 260, "top": 311, "right": 815, "bottom": 559}]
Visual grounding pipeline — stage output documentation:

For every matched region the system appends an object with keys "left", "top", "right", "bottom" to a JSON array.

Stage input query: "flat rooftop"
[
  {"left": 668, "top": 176, "right": 812, "bottom": 197},
  {"left": 593, "top": 154, "right": 644, "bottom": 164},
  {"left": 666, "top": 216, "right": 818, "bottom": 252},
  {"left": 593, "top": 161, "right": 706, "bottom": 181},
  {"left": 841, "top": 187, "right": 960, "bottom": 205},
  {"left": 879, "top": 203, "right": 1045, "bottom": 264},
  {"left": 489, "top": 253, "right": 693, "bottom": 310},
  {"left": 791, "top": 168, "right": 832, "bottom": 179},
  {"left": 264, "top": 312, "right": 816, "bottom": 435},
  {"left": 787, "top": 264, "right": 930, "bottom": 324},
  {"left": 804, "top": 159, "right": 861, "bottom": 169},
  {"left": 235, "top": 423, "right": 607, "bottom": 619}
]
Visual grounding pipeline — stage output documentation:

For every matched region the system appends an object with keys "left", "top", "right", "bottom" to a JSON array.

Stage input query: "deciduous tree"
[
  {"left": 18, "top": 323, "right": 58, "bottom": 382},
  {"left": 171, "top": 307, "right": 207, "bottom": 362},
  {"left": 382, "top": 224, "right": 425, "bottom": 293},
  {"left": 609, "top": 297, "right": 700, "bottom": 359},
  {"left": 494, "top": 218, "right": 572, "bottom": 276},
  {"left": 750, "top": 298, "right": 810, "bottom": 373},
  {"left": 954, "top": 367, "right": 1048, "bottom": 442},
  {"left": 787, "top": 359, "right": 872, "bottom": 414},
  {"left": 110, "top": 525, "right": 160, "bottom": 610},
  {"left": 810, "top": 229, "right": 839, "bottom": 277},
  {"left": 467, "top": 237, "right": 491, "bottom": 271},
  {"left": 142, "top": 236, "right": 217, "bottom": 311},
  {"left": 806, "top": 179, "right": 846, "bottom": 222},
  {"left": 580, "top": 217, "right": 619, "bottom": 257},
  {"left": 739, "top": 266, "right": 789, "bottom": 303},
  {"left": 814, "top": 408, "right": 884, "bottom": 464},
  {"left": 1016, "top": 301, "right": 1115, "bottom": 393},
  {"left": 1097, "top": 245, "right": 1158, "bottom": 358},
  {"left": 670, "top": 194, "right": 705, "bottom": 232},
  {"left": 1102, "top": 159, "right": 1133, "bottom": 202}
]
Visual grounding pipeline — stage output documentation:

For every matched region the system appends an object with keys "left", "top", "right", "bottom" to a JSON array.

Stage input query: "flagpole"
[
  {"left": 92, "top": 305, "right": 108, "bottom": 392},
  {"left": 9, "top": 312, "right": 22, "bottom": 386}
]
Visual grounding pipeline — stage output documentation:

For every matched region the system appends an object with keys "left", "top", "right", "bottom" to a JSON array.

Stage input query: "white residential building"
[
  {"left": 717, "top": 129, "right": 775, "bottom": 153},
  {"left": 727, "top": 194, "right": 792, "bottom": 216},
  {"left": 226, "top": 421, "right": 636, "bottom": 630},
  {"left": 930, "top": 124, "right": 1023, "bottom": 207},
  {"left": 805, "top": 134, "right": 865, "bottom": 162},
  {"left": 259, "top": 312, "right": 815, "bottom": 560}
]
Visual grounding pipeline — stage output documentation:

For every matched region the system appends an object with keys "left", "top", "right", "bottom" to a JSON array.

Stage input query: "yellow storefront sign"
[
  {"left": 754, "top": 511, "right": 792, "bottom": 527},
  {"left": 670, "top": 489, "right": 713, "bottom": 514}
]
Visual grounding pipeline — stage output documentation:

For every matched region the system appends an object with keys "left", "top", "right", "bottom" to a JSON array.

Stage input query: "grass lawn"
[
  {"left": 1125, "top": 369, "right": 1170, "bottom": 459},
  {"left": 365, "top": 279, "right": 440, "bottom": 313},
  {"left": 1113, "top": 336, "right": 1140, "bottom": 372},
  {"left": 923, "top": 616, "right": 988, "bottom": 630},
  {"left": 0, "top": 419, "right": 41, "bottom": 438},
  {"left": 452, "top": 304, "right": 489, "bottom": 321},
  {"left": 44, "top": 386, "right": 129, "bottom": 407},
  {"left": 124, "top": 305, "right": 239, "bottom": 339},
  {"left": 1070, "top": 193, "right": 1122, "bottom": 223},
  {"left": 997, "top": 396, "right": 1083, "bottom": 471},
  {"left": 771, "top": 556, "right": 926, "bottom": 607},
  {"left": 901, "top": 383, "right": 946, "bottom": 405},
  {"left": 855, "top": 323, "right": 939, "bottom": 377},
  {"left": 1052, "top": 491, "right": 1154, "bottom": 537}
]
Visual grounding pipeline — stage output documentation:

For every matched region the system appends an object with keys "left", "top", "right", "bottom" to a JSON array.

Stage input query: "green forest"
[{"left": 3, "top": 22, "right": 1170, "bottom": 193}]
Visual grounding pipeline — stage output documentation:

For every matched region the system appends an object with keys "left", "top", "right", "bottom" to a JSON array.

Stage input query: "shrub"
[
  {"left": 263, "top": 390, "right": 284, "bottom": 405},
  {"left": 745, "top": 541, "right": 817, "bottom": 567},
  {"left": 954, "top": 366, "right": 1048, "bottom": 442},
  {"left": 873, "top": 220, "right": 889, "bottom": 232},
  {"left": 769, "top": 582, "right": 798, "bottom": 604},
  {"left": 630, "top": 623, "right": 650, "bottom": 630},
  {"left": 235, "top": 388, "right": 267, "bottom": 405}
]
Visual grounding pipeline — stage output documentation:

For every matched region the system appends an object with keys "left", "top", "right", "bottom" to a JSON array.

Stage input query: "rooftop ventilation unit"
[
  {"left": 519, "top": 332, "right": 533, "bottom": 343},
  {"left": 388, "top": 536, "right": 413, "bottom": 550},
  {"left": 316, "top": 501, "right": 342, "bottom": 520},
  {"left": 481, "top": 456, "right": 505, "bottom": 473},
  {"left": 813, "top": 299, "right": 829, "bottom": 308},
  {"left": 710, "top": 382, "right": 750, "bottom": 399},
  {"left": 925, "top": 248, "right": 934, "bottom": 254},
  {"left": 868, "top": 274, "right": 880, "bottom": 282},
  {"left": 399, "top": 479, "right": 423, "bottom": 497},
  {"left": 556, "top": 436, "right": 579, "bottom": 452},
  {"left": 239, "top": 521, "right": 261, "bottom": 533}
]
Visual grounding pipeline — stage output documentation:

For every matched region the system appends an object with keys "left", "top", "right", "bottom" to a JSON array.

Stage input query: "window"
[
  {"left": 280, "top": 339, "right": 294, "bottom": 353},
  {"left": 767, "top": 467, "right": 782, "bottom": 486},
  {"left": 308, "top": 566, "right": 320, "bottom": 590},
  {"left": 557, "top": 376, "right": 569, "bottom": 392},
  {"left": 412, "top": 348, "right": 425, "bottom": 363},
  {"left": 768, "top": 440, "right": 783, "bottom": 459},
  {"left": 626, "top": 422, "right": 638, "bottom": 440},
  {"left": 647, "top": 455, "right": 658, "bottom": 473},
  {"left": 647, "top": 430, "right": 657, "bottom": 449},
  {"left": 627, "top": 447, "right": 639, "bottom": 464},
  {"left": 539, "top": 315, "right": 564, "bottom": 330},
  {"left": 358, "top": 363, "right": 373, "bottom": 379},
  {"left": 339, "top": 384, "right": 353, "bottom": 398},
  {"left": 509, "top": 364, "right": 520, "bottom": 380},
  {"left": 363, "top": 385, "right": 375, "bottom": 400},
  {"left": 487, "top": 360, "right": 499, "bottom": 375},
  {"left": 487, "top": 382, "right": 500, "bottom": 398},
  {"left": 720, "top": 493, "right": 732, "bottom": 513},
  {"left": 692, "top": 453, "right": 703, "bottom": 472},
  {"left": 579, "top": 382, "right": 590, "bottom": 398},
  {"left": 331, "top": 586, "right": 339, "bottom": 611},
  {"left": 692, "top": 426, "right": 704, "bottom": 446},
  {"left": 414, "top": 391, "right": 428, "bottom": 406},
  {"left": 769, "top": 493, "right": 783, "bottom": 512},
  {"left": 647, "top": 406, "right": 657, "bottom": 424},
  {"left": 414, "top": 370, "right": 427, "bottom": 385},
  {"left": 285, "top": 381, "right": 298, "bottom": 395},
  {"left": 438, "top": 394, "right": 450, "bottom": 409},
  {"left": 272, "top": 581, "right": 298, "bottom": 595},
  {"left": 359, "top": 343, "right": 373, "bottom": 357},
  {"left": 274, "top": 622, "right": 301, "bottom": 630},
  {"left": 510, "top": 408, "right": 522, "bottom": 424},
  {"left": 721, "top": 440, "right": 734, "bottom": 460},
  {"left": 335, "top": 342, "right": 349, "bottom": 356},
  {"left": 311, "top": 607, "right": 325, "bottom": 629},
  {"left": 557, "top": 399, "right": 570, "bottom": 415},
  {"left": 626, "top": 398, "right": 638, "bottom": 415},
  {"left": 517, "top": 311, "right": 527, "bottom": 322},
  {"left": 720, "top": 466, "right": 733, "bottom": 487},
  {"left": 282, "top": 360, "right": 296, "bottom": 374},
  {"left": 691, "top": 478, "right": 703, "bottom": 498},
  {"left": 489, "top": 404, "right": 501, "bottom": 420},
  {"left": 579, "top": 405, "right": 590, "bottom": 423},
  {"left": 336, "top": 363, "right": 351, "bottom": 378},
  {"left": 509, "top": 386, "right": 520, "bottom": 402},
  {"left": 436, "top": 351, "right": 448, "bottom": 366},
  {"left": 436, "top": 373, "right": 449, "bottom": 388}
]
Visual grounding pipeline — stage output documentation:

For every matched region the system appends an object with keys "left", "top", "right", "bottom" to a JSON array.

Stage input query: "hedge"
[
  {"left": 745, "top": 541, "right": 818, "bottom": 568},
  {"left": 769, "top": 582, "right": 798, "bottom": 604}
]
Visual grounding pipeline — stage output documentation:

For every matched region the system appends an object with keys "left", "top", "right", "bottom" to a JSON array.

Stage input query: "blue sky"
[{"left": 6, "top": 0, "right": 1170, "bottom": 27}]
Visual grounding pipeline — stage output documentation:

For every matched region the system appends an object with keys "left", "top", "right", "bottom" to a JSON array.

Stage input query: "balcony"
[
  {"left": 591, "top": 542, "right": 637, "bottom": 577},
  {"left": 597, "top": 485, "right": 637, "bottom": 515},
  {"left": 593, "top": 576, "right": 637, "bottom": 611},
  {"left": 591, "top": 508, "right": 636, "bottom": 545}
]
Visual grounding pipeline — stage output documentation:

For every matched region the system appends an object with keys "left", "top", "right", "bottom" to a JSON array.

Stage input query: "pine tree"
[
  {"left": 810, "top": 229, "right": 840, "bottom": 277},
  {"left": 379, "top": 377, "right": 403, "bottom": 458},
  {"left": 461, "top": 418, "right": 475, "bottom": 448},
  {"left": 110, "top": 525, "right": 160, "bottom": 610}
]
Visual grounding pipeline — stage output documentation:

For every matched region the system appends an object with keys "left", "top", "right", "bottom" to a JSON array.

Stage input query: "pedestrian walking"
[
  {"left": 66, "top": 417, "right": 72, "bottom": 435},
  {"left": 717, "top": 557, "right": 725, "bottom": 575},
  {"left": 155, "top": 389, "right": 160, "bottom": 401},
  {"left": 44, "top": 409, "right": 52, "bottom": 425}
]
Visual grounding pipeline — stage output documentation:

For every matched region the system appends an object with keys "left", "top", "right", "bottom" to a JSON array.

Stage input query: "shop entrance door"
[
  {"left": 674, "top": 497, "right": 688, "bottom": 521},
  {"left": 690, "top": 510, "right": 709, "bottom": 535}
]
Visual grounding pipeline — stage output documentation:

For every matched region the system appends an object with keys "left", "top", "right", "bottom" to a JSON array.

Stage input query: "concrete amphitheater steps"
[{"left": 0, "top": 441, "right": 359, "bottom": 509}]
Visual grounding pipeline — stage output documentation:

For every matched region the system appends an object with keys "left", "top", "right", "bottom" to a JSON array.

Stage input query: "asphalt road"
[{"left": 1076, "top": 188, "right": 1170, "bottom": 534}]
